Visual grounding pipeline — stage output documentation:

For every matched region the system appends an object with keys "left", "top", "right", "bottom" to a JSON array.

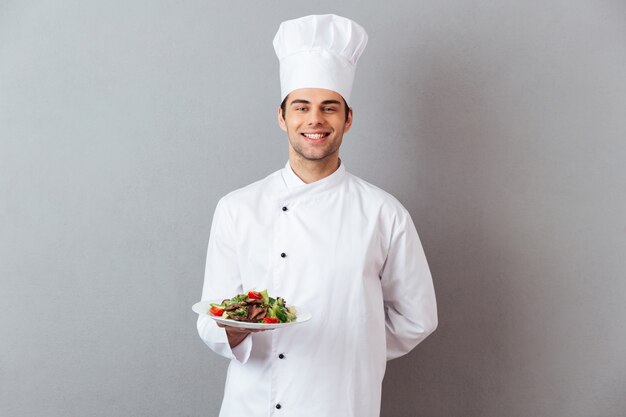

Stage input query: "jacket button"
[
  {"left": 280, "top": 252, "right": 286, "bottom": 258},
  {"left": 278, "top": 353, "right": 285, "bottom": 359},
  {"left": 276, "top": 403, "right": 282, "bottom": 409},
  {"left": 282, "top": 206, "right": 288, "bottom": 211}
]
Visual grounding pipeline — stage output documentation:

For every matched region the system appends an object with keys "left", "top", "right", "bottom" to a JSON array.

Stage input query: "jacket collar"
[{"left": 281, "top": 160, "right": 347, "bottom": 194}]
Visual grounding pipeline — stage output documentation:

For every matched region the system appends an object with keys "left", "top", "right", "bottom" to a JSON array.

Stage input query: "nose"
[{"left": 306, "top": 108, "right": 323, "bottom": 125}]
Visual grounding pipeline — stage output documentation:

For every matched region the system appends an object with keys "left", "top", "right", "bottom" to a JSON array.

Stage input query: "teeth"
[{"left": 304, "top": 133, "right": 326, "bottom": 139}]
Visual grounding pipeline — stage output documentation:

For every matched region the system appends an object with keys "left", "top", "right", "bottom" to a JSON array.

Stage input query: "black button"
[
  {"left": 278, "top": 353, "right": 285, "bottom": 359},
  {"left": 280, "top": 252, "right": 286, "bottom": 258},
  {"left": 282, "top": 206, "right": 288, "bottom": 211},
  {"left": 276, "top": 403, "right": 282, "bottom": 409}
]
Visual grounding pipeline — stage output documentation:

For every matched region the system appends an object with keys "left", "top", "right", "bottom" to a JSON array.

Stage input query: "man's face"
[{"left": 278, "top": 88, "right": 353, "bottom": 163}]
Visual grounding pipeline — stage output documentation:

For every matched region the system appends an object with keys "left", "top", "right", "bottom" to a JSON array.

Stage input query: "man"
[{"left": 197, "top": 14, "right": 437, "bottom": 417}]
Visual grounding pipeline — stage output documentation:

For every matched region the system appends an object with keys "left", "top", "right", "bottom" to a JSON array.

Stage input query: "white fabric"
[
  {"left": 273, "top": 14, "right": 368, "bottom": 104},
  {"left": 197, "top": 162, "right": 438, "bottom": 417}
]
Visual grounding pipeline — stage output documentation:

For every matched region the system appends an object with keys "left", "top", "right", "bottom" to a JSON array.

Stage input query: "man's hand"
[{"left": 217, "top": 322, "right": 266, "bottom": 349}]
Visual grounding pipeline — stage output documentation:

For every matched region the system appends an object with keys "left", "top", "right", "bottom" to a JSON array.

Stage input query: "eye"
[{"left": 323, "top": 107, "right": 337, "bottom": 112}]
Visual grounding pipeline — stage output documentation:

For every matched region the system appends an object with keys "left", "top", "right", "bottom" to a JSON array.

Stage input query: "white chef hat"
[{"left": 273, "top": 14, "right": 368, "bottom": 105}]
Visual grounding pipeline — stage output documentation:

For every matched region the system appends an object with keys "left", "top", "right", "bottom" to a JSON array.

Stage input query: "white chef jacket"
[{"left": 197, "top": 161, "right": 437, "bottom": 417}]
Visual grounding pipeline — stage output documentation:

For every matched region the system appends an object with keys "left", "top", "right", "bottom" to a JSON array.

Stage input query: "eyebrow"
[
  {"left": 289, "top": 99, "right": 342, "bottom": 106},
  {"left": 289, "top": 99, "right": 310, "bottom": 105}
]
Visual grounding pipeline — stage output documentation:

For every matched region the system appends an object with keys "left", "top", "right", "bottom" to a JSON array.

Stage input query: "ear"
[
  {"left": 277, "top": 105, "right": 287, "bottom": 132},
  {"left": 344, "top": 107, "right": 353, "bottom": 133}
]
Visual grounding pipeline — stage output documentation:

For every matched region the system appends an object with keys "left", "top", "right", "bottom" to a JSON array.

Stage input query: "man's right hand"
[{"left": 217, "top": 322, "right": 266, "bottom": 348}]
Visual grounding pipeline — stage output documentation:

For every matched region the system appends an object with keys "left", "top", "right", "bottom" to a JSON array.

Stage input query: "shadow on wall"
[
  {"left": 374, "top": 4, "right": 626, "bottom": 415},
  {"left": 379, "top": 39, "right": 533, "bottom": 416}
]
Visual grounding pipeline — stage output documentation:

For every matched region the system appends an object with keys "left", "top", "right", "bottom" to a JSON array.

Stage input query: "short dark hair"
[{"left": 280, "top": 94, "right": 351, "bottom": 122}]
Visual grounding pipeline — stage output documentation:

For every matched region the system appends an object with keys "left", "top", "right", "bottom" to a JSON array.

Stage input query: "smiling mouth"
[{"left": 302, "top": 133, "right": 330, "bottom": 139}]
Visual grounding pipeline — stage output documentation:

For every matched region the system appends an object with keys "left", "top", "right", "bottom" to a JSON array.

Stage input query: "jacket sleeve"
[
  {"left": 380, "top": 208, "right": 438, "bottom": 360},
  {"left": 196, "top": 197, "right": 252, "bottom": 364}
]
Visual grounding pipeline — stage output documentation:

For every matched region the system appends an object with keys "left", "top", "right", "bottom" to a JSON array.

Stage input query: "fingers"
[{"left": 217, "top": 322, "right": 266, "bottom": 334}]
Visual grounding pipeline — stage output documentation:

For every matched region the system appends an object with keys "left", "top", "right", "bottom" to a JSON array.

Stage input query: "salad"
[{"left": 209, "top": 290, "right": 297, "bottom": 324}]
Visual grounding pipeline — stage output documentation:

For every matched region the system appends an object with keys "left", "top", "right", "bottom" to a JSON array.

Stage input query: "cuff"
[{"left": 230, "top": 334, "right": 253, "bottom": 363}]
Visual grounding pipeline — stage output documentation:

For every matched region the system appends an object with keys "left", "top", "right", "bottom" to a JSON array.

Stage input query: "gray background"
[{"left": 1, "top": 1, "right": 625, "bottom": 416}]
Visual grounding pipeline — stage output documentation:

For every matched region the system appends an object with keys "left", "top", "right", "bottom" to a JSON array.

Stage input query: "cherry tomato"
[
  {"left": 248, "top": 291, "right": 263, "bottom": 300},
  {"left": 209, "top": 306, "right": 224, "bottom": 316},
  {"left": 262, "top": 317, "right": 279, "bottom": 324}
]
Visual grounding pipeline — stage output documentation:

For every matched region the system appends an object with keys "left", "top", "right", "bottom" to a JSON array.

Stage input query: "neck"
[{"left": 288, "top": 153, "right": 341, "bottom": 184}]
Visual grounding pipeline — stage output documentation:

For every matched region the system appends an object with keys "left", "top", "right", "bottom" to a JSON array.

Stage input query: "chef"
[{"left": 197, "top": 14, "right": 438, "bottom": 417}]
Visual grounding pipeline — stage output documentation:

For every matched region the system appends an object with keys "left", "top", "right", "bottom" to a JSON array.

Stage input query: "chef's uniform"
[{"left": 197, "top": 161, "right": 437, "bottom": 417}]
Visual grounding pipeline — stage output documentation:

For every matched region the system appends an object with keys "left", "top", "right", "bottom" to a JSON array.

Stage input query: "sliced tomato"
[
  {"left": 247, "top": 291, "right": 263, "bottom": 300},
  {"left": 262, "top": 317, "right": 279, "bottom": 324},
  {"left": 209, "top": 306, "right": 224, "bottom": 316}
]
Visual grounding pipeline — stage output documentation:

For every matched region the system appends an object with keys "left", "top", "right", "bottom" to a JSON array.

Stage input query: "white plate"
[{"left": 192, "top": 300, "right": 312, "bottom": 330}]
